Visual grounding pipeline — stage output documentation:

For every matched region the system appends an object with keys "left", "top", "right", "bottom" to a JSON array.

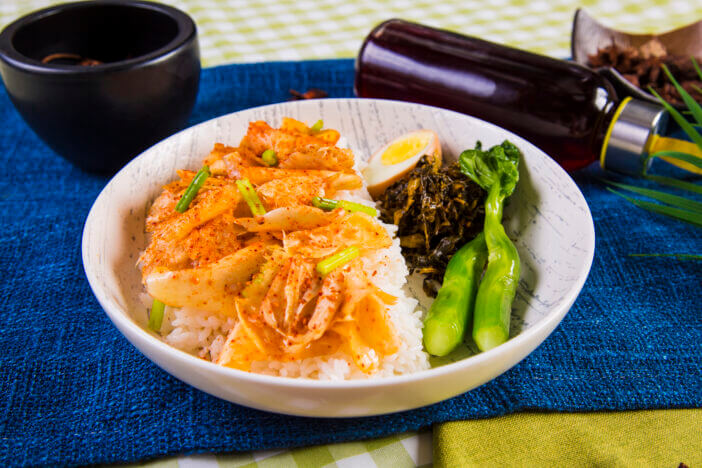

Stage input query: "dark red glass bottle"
[{"left": 355, "top": 19, "right": 665, "bottom": 174}]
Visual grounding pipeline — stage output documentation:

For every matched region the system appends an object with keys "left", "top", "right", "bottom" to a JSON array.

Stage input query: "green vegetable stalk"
[
  {"left": 459, "top": 141, "right": 521, "bottom": 351},
  {"left": 236, "top": 178, "right": 266, "bottom": 216},
  {"left": 175, "top": 165, "right": 210, "bottom": 213},
  {"left": 149, "top": 299, "right": 165, "bottom": 332},
  {"left": 261, "top": 149, "right": 278, "bottom": 166},
  {"left": 316, "top": 246, "right": 359, "bottom": 275},
  {"left": 423, "top": 232, "right": 487, "bottom": 356},
  {"left": 311, "top": 196, "right": 378, "bottom": 217},
  {"left": 310, "top": 119, "right": 324, "bottom": 133}
]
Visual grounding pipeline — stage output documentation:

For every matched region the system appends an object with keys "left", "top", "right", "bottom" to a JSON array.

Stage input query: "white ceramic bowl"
[{"left": 82, "top": 98, "right": 595, "bottom": 417}]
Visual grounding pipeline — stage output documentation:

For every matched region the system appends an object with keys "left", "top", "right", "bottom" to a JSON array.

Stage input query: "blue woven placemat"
[{"left": 0, "top": 59, "right": 700, "bottom": 467}]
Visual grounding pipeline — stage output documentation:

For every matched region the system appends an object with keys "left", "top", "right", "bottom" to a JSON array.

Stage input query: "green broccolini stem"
[
  {"left": 458, "top": 141, "right": 521, "bottom": 353},
  {"left": 175, "top": 166, "right": 210, "bottom": 213},
  {"left": 423, "top": 232, "right": 488, "bottom": 356},
  {"left": 472, "top": 184, "right": 520, "bottom": 351}
]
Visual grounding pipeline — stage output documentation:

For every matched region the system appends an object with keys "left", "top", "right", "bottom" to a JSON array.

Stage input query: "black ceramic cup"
[{"left": 0, "top": 0, "right": 200, "bottom": 174}]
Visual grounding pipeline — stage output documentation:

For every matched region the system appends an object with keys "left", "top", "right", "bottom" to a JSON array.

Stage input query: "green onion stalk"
[
  {"left": 316, "top": 246, "right": 359, "bottom": 276},
  {"left": 261, "top": 149, "right": 278, "bottom": 166},
  {"left": 149, "top": 299, "right": 165, "bottom": 332},
  {"left": 311, "top": 196, "right": 378, "bottom": 217},
  {"left": 310, "top": 119, "right": 323, "bottom": 133},
  {"left": 236, "top": 178, "right": 266, "bottom": 216},
  {"left": 459, "top": 141, "right": 521, "bottom": 351},
  {"left": 175, "top": 165, "right": 210, "bottom": 213}
]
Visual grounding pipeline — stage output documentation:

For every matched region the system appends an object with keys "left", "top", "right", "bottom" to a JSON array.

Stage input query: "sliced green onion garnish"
[
  {"left": 311, "top": 196, "right": 378, "bottom": 217},
  {"left": 236, "top": 178, "right": 266, "bottom": 216},
  {"left": 316, "top": 246, "right": 360, "bottom": 276},
  {"left": 261, "top": 149, "right": 278, "bottom": 166},
  {"left": 311, "top": 196, "right": 337, "bottom": 211},
  {"left": 149, "top": 299, "right": 165, "bottom": 332},
  {"left": 310, "top": 119, "right": 323, "bottom": 133},
  {"left": 175, "top": 165, "right": 210, "bottom": 213}
]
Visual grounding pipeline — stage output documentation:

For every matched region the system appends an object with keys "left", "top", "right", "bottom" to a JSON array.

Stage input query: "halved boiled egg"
[{"left": 362, "top": 129, "right": 441, "bottom": 198}]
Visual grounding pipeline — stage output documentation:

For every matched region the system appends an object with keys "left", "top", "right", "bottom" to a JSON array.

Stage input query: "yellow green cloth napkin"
[{"left": 434, "top": 409, "right": 702, "bottom": 467}]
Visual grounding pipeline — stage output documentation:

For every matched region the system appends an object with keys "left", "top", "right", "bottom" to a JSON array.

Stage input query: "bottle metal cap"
[{"left": 601, "top": 97, "right": 668, "bottom": 176}]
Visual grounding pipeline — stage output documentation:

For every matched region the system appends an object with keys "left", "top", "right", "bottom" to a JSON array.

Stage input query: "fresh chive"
[
  {"left": 644, "top": 174, "right": 702, "bottom": 195},
  {"left": 316, "top": 246, "right": 360, "bottom": 275},
  {"left": 149, "top": 299, "right": 165, "bottom": 332},
  {"left": 603, "top": 180, "right": 702, "bottom": 214},
  {"left": 261, "top": 149, "right": 278, "bottom": 166},
  {"left": 175, "top": 166, "right": 210, "bottom": 213},
  {"left": 311, "top": 196, "right": 378, "bottom": 217},
  {"left": 649, "top": 87, "right": 702, "bottom": 150},
  {"left": 310, "top": 119, "right": 323, "bottom": 133},
  {"left": 236, "top": 178, "right": 266, "bottom": 216},
  {"left": 629, "top": 253, "right": 702, "bottom": 260},
  {"left": 661, "top": 64, "right": 702, "bottom": 127},
  {"left": 607, "top": 188, "right": 702, "bottom": 227},
  {"left": 648, "top": 150, "right": 702, "bottom": 170}
]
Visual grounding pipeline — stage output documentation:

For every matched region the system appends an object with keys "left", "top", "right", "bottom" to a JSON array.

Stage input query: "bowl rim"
[
  {"left": 82, "top": 97, "right": 596, "bottom": 391},
  {"left": 0, "top": 0, "right": 197, "bottom": 75}
]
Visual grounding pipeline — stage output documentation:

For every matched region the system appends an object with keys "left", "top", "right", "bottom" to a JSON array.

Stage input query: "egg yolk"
[{"left": 380, "top": 133, "right": 433, "bottom": 165}]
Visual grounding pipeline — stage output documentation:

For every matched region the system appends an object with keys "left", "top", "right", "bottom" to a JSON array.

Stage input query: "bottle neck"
[
  {"left": 599, "top": 98, "right": 667, "bottom": 175},
  {"left": 599, "top": 97, "right": 634, "bottom": 168}
]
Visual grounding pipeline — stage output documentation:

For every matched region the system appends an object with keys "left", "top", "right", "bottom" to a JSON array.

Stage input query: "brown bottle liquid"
[{"left": 355, "top": 19, "right": 620, "bottom": 172}]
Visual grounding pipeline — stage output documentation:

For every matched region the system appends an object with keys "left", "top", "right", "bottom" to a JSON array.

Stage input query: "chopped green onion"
[
  {"left": 236, "top": 178, "right": 266, "bottom": 216},
  {"left": 149, "top": 299, "right": 165, "bottom": 332},
  {"left": 311, "top": 196, "right": 337, "bottom": 211},
  {"left": 261, "top": 149, "right": 278, "bottom": 166},
  {"left": 310, "top": 119, "right": 323, "bottom": 133},
  {"left": 175, "top": 165, "right": 210, "bottom": 213},
  {"left": 316, "top": 246, "right": 360, "bottom": 276},
  {"left": 311, "top": 196, "right": 378, "bottom": 217}
]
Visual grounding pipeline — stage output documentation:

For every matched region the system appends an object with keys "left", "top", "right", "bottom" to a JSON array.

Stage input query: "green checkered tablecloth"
[
  {"left": 138, "top": 431, "right": 431, "bottom": 468},
  {"left": 3, "top": 0, "right": 702, "bottom": 66},
  {"left": 2, "top": 1, "right": 701, "bottom": 467}
]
